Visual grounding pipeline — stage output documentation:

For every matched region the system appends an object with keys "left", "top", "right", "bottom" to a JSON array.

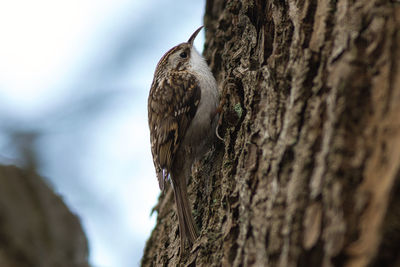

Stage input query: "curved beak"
[{"left": 187, "top": 26, "right": 204, "bottom": 45}]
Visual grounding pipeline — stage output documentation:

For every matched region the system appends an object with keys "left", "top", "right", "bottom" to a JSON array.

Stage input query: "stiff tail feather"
[{"left": 172, "top": 175, "right": 198, "bottom": 250}]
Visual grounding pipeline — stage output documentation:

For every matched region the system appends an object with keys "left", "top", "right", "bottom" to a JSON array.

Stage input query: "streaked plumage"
[{"left": 147, "top": 26, "right": 219, "bottom": 253}]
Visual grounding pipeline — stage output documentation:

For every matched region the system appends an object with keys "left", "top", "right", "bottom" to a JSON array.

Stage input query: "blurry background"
[{"left": 0, "top": 0, "right": 205, "bottom": 266}]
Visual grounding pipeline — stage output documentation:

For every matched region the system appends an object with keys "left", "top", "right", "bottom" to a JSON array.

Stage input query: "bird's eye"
[{"left": 179, "top": 51, "right": 187, "bottom": 58}]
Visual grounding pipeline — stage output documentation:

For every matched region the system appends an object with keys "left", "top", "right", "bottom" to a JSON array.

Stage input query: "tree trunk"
[
  {"left": 141, "top": 0, "right": 400, "bottom": 266},
  {"left": 0, "top": 165, "right": 89, "bottom": 267}
]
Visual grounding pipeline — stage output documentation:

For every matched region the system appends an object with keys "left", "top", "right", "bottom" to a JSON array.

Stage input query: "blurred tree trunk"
[
  {"left": 141, "top": 0, "right": 400, "bottom": 266},
  {"left": 0, "top": 165, "right": 89, "bottom": 267}
]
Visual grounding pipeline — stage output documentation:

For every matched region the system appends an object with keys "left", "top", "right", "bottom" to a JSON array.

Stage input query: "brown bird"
[{"left": 148, "top": 26, "right": 219, "bottom": 253}]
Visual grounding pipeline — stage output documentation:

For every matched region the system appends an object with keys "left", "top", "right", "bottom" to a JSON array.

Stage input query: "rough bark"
[
  {"left": 0, "top": 165, "right": 89, "bottom": 267},
  {"left": 141, "top": 0, "right": 400, "bottom": 266}
]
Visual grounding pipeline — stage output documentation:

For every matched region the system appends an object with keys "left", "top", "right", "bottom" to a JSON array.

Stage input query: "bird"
[{"left": 147, "top": 26, "right": 219, "bottom": 253}]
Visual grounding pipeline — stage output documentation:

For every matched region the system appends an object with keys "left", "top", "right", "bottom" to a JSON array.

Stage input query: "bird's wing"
[{"left": 148, "top": 71, "right": 201, "bottom": 190}]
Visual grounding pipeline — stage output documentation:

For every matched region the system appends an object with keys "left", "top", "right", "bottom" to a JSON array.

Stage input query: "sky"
[{"left": 0, "top": 1, "right": 205, "bottom": 266}]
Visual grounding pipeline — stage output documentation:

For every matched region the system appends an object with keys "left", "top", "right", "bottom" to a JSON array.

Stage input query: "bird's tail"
[{"left": 172, "top": 174, "right": 198, "bottom": 249}]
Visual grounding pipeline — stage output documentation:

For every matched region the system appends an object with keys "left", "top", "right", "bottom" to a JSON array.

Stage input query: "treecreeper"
[{"left": 147, "top": 26, "right": 219, "bottom": 255}]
